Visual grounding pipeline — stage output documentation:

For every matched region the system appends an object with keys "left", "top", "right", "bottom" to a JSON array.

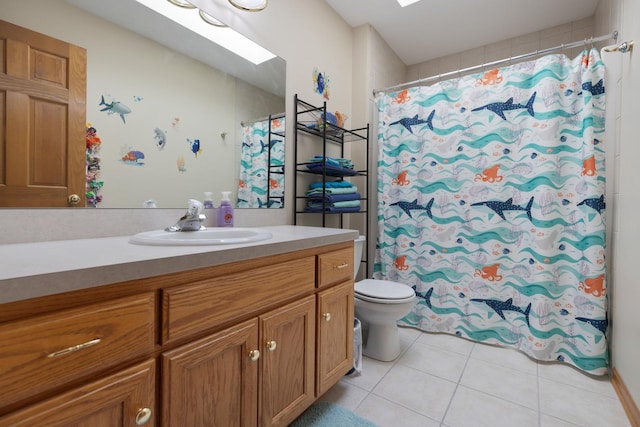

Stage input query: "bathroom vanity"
[{"left": 0, "top": 226, "right": 357, "bottom": 427}]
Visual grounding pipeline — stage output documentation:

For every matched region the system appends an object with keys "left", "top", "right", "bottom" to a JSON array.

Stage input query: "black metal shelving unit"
[{"left": 293, "top": 94, "right": 370, "bottom": 277}]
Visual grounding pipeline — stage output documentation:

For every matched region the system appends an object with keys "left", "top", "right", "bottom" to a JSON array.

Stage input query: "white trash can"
[{"left": 347, "top": 318, "right": 363, "bottom": 376}]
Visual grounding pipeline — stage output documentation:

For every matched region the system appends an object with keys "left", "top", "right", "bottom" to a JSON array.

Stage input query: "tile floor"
[{"left": 320, "top": 327, "right": 631, "bottom": 427}]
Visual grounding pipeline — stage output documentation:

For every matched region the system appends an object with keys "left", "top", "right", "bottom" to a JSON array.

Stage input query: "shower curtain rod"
[
  {"left": 374, "top": 31, "right": 624, "bottom": 95},
  {"left": 240, "top": 112, "right": 285, "bottom": 127}
]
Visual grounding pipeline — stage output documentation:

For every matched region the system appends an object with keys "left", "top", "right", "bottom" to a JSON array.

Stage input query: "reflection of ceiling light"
[
  {"left": 139, "top": 0, "right": 276, "bottom": 65},
  {"left": 167, "top": 0, "right": 196, "bottom": 9},
  {"left": 228, "top": 0, "right": 268, "bottom": 12},
  {"left": 199, "top": 10, "right": 228, "bottom": 28},
  {"left": 397, "top": 0, "right": 422, "bottom": 6}
]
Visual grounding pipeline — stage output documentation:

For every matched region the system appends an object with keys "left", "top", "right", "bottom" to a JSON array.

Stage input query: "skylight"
[{"left": 135, "top": 0, "right": 276, "bottom": 65}]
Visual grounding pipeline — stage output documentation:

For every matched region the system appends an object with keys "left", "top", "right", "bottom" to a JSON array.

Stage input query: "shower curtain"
[
  {"left": 375, "top": 49, "right": 607, "bottom": 374},
  {"left": 237, "top": 117, "right": 285, "bottom": 208}
]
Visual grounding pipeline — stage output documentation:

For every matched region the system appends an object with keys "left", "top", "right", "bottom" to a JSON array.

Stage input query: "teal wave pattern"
[{"left": 375, "top": 50, "right": 608, "bottom": 375}]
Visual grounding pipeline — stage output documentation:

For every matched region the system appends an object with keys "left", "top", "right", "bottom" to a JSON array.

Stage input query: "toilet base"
[{"left": 362, "top": 322, "right": 402, "bottom": 362}]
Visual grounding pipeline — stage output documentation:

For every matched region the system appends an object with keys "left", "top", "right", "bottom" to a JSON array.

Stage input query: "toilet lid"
[{"left": 355, "top": 279, "right": 415, "bottom": 300}]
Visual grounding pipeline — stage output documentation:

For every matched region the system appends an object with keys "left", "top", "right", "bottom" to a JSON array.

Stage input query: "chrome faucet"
[{"left": 165, "top": 199, "right": 206, "bottom": 232}]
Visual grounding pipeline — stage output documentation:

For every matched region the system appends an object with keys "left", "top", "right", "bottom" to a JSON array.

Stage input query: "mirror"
[{"left": 1, "top": 0, "right": 286, "bottom": 208}]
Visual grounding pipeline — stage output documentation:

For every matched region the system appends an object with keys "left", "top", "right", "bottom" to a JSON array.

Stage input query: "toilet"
[{"left": 353, "top": 236, "right": 416, "bottom": 362}]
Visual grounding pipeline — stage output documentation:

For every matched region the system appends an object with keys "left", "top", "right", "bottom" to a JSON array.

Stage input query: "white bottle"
[{"left": 203, "top": 192, "right": 214, "bottom": 209}]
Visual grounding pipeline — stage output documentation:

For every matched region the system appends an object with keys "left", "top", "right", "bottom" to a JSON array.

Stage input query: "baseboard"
[{"left": 612, "top": 367, "right": 640, "bottom": 427}]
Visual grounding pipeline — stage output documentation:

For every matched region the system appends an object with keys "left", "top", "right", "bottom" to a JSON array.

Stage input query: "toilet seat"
[{"left": 355, "top": 279, "right": 415, "bottom": 304}]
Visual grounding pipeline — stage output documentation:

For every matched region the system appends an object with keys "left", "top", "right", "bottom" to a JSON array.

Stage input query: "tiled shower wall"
[{"left": 406, "top": 16, "right": 599, "bottom": 83}]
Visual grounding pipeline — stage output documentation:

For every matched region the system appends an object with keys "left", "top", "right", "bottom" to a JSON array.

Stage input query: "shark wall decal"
[
  {"left": 582, "top": 79, "right": 605, "bottom": 96},
  {"left": 471, "top": 297, "right": 531, "bottom": 326},
  {"left": 389, "top": 110, "right": 435, "bottom": 134},
  {"left": 471, "top": 196, "right": 534, "bottom": 221},
  {"left": 390, "top": 198, "right": 434, "bottom": 219},
  {"left": 575, "top": 316, "right": 608, "bottom": 334},
  {"left": 472, "top": 92, "right": 536, "bottom": 120},
  {"left": 99, "top": 96, "right": 131, "bottom": 124},
  {"left": 577, "top": 195, "right": 605, "bottom": 214}
]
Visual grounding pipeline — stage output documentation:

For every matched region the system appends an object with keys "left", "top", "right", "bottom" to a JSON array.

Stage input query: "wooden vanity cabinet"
[
  {"left": 162, "top": 318, "right": 260, "bottom": 427},
  {"left": 0, "top": 241, "right": 355, "bottom": 427},
  {"left": 0, "top": 360, "right": 156, "bottom": 427},
  {"left": 317, "top": 280, "right": 354, "bottom": 396}
]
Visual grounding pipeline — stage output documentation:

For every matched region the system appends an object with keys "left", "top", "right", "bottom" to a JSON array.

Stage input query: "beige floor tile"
[
  {"left": 343, "top": 355, "right": 395, "bottom": 391},
  {"left": 354, "top": 394, "right": 440, "bottom": 427},
  {"left": 470, "top": 341, "right": 538, "bottom": 375},
  {"left": 372, "top": 364, "right": 457, "bottom": 421},
  {"left": 460, "top": 357, "right": 539, "bottom": 410},
  {"left": 398, "top": 340, "right": 468, "bottom": 382},
  {"left": 539, "top": 377, "right": 631, "bottom": 427},
  {"left": 319, "top": 378, "right": 369, "bottom": 411},
  {"left": 415, "top": 331, "right": 475, "bottom": 355},
  {"left": 444, "top": 385, "right": 539, "bottom": 427},
  {"left": 540, "top": 413, "right": 582, "bottom": 427},
  {"left": 538, "top": 361, "right": 618, "bottom": 398}
]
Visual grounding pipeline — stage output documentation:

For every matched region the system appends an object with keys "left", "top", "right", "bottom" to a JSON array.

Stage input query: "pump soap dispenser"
[{"left": 217, "top": 191, "right": 234, "bottom": 227}]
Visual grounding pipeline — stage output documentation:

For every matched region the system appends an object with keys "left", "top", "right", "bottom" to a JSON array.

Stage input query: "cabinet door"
[
  {"left": 317, "top": 280, "right": 354, "bottom": 395},
  {"left": 162, "top": 318, "right": 259, "bottom": 427},
  {"left": 0, "top": 359, "right": 155, "bottom": 427},
  {"left": 260, "top": 295, "right": 315, "bottom": 427}
]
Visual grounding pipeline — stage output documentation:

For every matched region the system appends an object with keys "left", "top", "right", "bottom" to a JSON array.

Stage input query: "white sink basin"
[{"left": 129, "top": 227, "right": 273, "bottom": 246}]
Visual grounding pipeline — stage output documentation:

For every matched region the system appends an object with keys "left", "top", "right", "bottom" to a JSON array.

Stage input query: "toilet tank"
[{"left": 354, "top": 235, "right": 366, "bottom": 278}]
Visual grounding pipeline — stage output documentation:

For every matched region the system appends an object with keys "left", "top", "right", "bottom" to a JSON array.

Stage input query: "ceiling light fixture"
[
  {"left": 143, "top": 0, "right": 276, "bottom": 64},
  {"left": 198, "top": 10, "right": 228, "bottom": 28},
  {"left": 167, "top": 0, "right": 196, "bottom": 9},
  {"left": 228, "top": 0, "right": 268, "bottom": 12},
  {"left": 396, "top": 0, "right": 422, "bottom": 7}
]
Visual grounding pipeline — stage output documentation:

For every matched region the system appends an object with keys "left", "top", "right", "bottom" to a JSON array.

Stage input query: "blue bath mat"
[{"left": 289, "top": 401, "right": 378, "bottom": 427}]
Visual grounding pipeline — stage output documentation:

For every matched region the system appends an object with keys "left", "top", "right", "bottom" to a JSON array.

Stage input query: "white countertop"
[{"left": 0, "top": 225, "right": 359, "bottom": 304}]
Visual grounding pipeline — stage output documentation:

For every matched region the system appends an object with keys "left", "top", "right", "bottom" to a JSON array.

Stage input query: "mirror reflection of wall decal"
[
  {"left": 154, "top": 128, "right": 167, "bottom": 150},
  {"left": 1, "top": 0, "right": 285, "bottom": 208},
  {"left": 177, "top": 156, "right": 187, "bottom": 173},
  {"left": 188, "top": 139, "right": 202, "bottom": 158},
  {"left": 86, "top": 125, "right": 104, "bottom": 207},
  {"left": 99, "top": 95, "right": 132, "bottom": 124},
  {"left": 120, "top": 148, "right": 146, "bottom": 166}
]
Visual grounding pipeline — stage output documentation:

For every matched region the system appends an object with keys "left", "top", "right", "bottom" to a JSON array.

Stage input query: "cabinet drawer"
[
  {"left": 317, "top": 247, "right": 354, "bottom": 288},
  {"left": 0, "top": 293, "right": 155, "bottom": 409},
  {"left": 163, "top": 256, "right": 315, "bottom": 344}
]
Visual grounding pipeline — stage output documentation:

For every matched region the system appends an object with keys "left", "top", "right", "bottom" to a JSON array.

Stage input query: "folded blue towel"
[
  {"left": 304, "top": 205, "right": 361, "bottom": 213},
  {"left": 306, "top": 186, "right": 358, "bottom": 196},
  {"left": 307, "top": 200, "right": 361, "bottom": 209},
  {"left": 307, "top": 193, "right": 361, "bottom": 203},
  {"left": 310, "top": 181, "right": 354, "bottom": 189}
]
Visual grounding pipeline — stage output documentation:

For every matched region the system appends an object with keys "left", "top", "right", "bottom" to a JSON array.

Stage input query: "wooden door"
[
  {"left": 0, "top": 359, "right": 155, "bottom": 427},
  {"left": 260, "top": 295, "right": 315, "bottom": 427},
  {"left": 0, "top": 20, "right": 86, "bottom": 207},
  {"left": 162, "top": 318, "right": 260, "bottom": 427},
  {"left": 316, "top": 280, "right": 354, "bottom": 395}
]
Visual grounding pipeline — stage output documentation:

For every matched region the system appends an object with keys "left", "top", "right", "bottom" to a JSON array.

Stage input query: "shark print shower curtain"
[
  {"left": 237, "top": 117, "right": 285, "bottom": 208},
  {"left": 375, "top": 49, "right": 608, "bottom": 374}
]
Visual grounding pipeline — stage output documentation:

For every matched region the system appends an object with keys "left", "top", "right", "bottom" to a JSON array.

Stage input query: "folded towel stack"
[
  {"left": 305, "top": 181, "right": 361, "bottom": 213},
  {"left": 309, "top": 155, "right": 354, "bottom": 170}
]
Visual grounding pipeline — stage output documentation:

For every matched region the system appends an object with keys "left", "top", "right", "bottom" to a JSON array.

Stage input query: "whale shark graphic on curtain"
[
  {"left": 375, "top": 49, "right": 608, "bottom": 375},
  {"left": 471, "top": 197, "right": 534, "bottom": 221},
  {"left": 389, "top": 110, "right": 435, "bottom": 133},
  {"left": 471, "top": 92, "right": 536, "bottom": 120},
  {"left": 390, "top": 198, "right": 434, "bottom": 218}
]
